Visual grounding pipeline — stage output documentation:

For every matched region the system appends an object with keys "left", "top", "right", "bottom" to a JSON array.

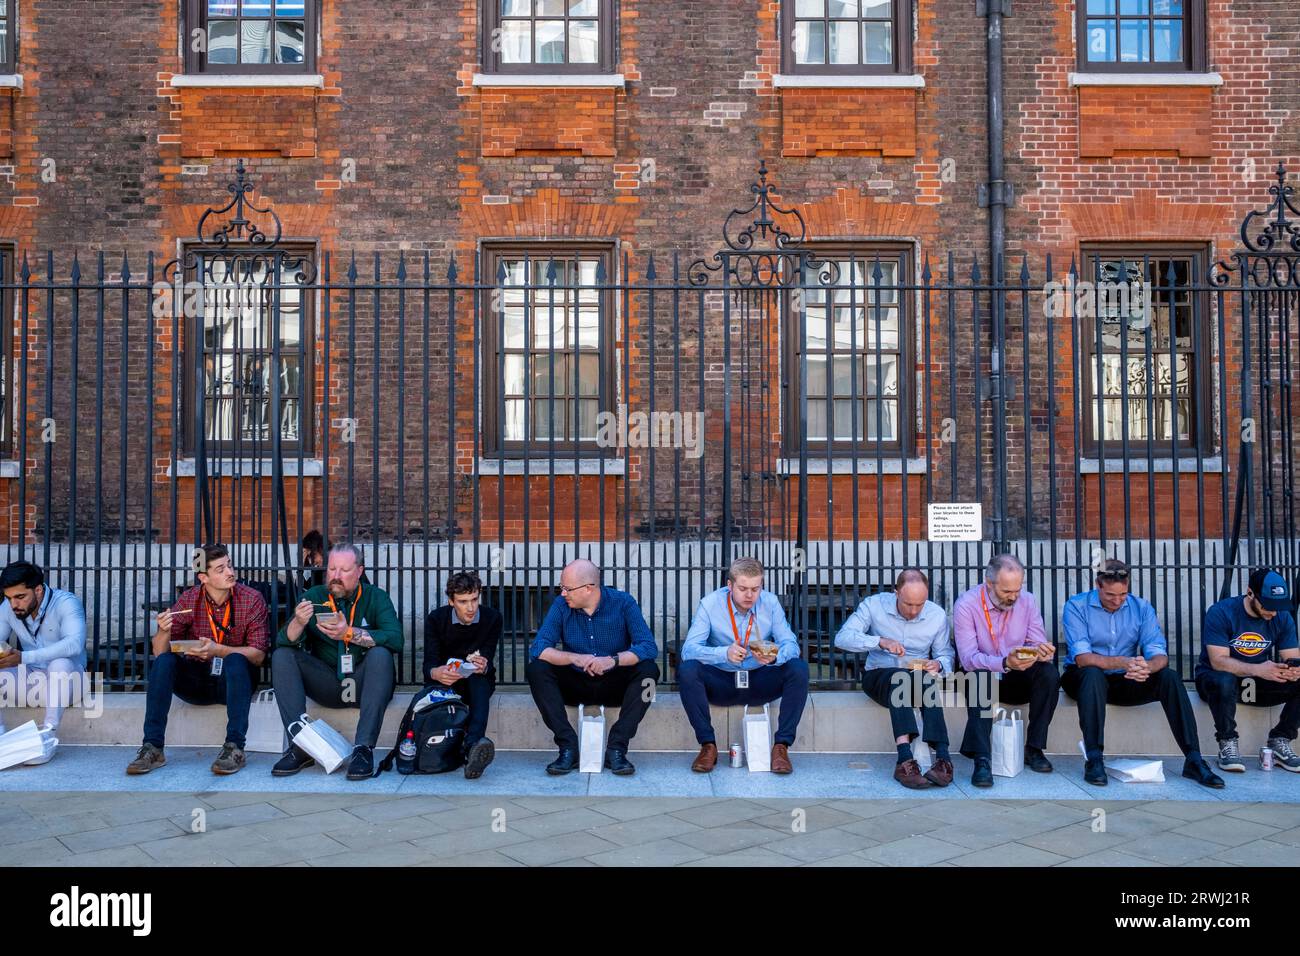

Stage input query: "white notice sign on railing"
[{"left": 927, "top": 502, "right": 983, "bottom": 542}]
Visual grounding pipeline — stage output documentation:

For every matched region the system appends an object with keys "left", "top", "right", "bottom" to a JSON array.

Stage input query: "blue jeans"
[
  {"left": 142, "top": 651, "right": 254, "bottom": 749},
  {"left": 676, "top": 658, "right": 810, "bottom": 746}
]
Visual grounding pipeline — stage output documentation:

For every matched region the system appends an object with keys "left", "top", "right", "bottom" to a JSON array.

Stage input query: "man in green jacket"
[{"left": 271, "top": 543, "right": 403, "bottom": 780}]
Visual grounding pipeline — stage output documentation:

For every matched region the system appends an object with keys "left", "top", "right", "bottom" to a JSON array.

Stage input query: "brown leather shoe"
[
  {"left": 924, "top": 757, "right": 953, "bottom": 788},
  {"left": 894, "top": 758, "right": 932, "bottom": 789},
  {"left": 770, "top": 743, "right": 793, "bottom": 774},
  {"left": 691, "top": 742, "right": 718, "bottom": 773}
]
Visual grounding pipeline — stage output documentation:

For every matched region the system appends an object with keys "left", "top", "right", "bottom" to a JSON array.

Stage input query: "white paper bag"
[
  {"left": 1106, "top": 758, "right": 1165, "bottom": 783},
  {"left": 578, "top": 705, "right": 606, "bottom": 773},
  {"left": 288, "top": 713, "right": 352, "bottom": 773},
  {"left": 743, "top": 703, "right": 772, "bottom": 773},
  {"left": 245, "top": 689, "right": 287, "bottom": 754},
  {"left": 911, "top": 729, "right": 933, "bottom": 772},
  {"left": 991, "top": 708, "right": 1025, "bottom": 778},
  {"left": 0, "top": 721, "right": 47, "bottom": 770}
]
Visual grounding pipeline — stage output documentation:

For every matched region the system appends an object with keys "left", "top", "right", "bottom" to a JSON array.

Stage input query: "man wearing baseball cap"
[{"left": 1195, "top": 569, "right": 1300, "bottom": 773}]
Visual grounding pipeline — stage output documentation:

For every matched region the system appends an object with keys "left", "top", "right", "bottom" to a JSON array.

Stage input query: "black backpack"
[{"left": 375, "top": 687, "right": 471, "bottom": 775}]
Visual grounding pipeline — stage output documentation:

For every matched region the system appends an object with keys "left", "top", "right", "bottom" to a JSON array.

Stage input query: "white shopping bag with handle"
[
  {"left": 0, "top": 721, "right": 48, "bottom": 770},
  {"left": 245, "top": 689, "right": 288, "bottom": 754},
  {"left": 991, "top": 708, "right": 1025, "bottom": 778},
  {"left": 578, "top": 704, "right": 606, "bottom": 773},
  {"left": 287, "top": 713, "right": 352, "bottom": 773},
  {"left": 911, "top": 724, "right": 934, "bottom": 772},
  {"left": 1075, "top": 740, "right": 1164, "bottom": 783},
  {"left": 743, "top": 703, "right": 772, "bottom": 773}
]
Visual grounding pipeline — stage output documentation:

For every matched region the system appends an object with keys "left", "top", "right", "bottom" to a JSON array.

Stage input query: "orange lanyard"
[
  {"left": 328, "top": 584, "right": 361, "bottom": 649},
  {"left": 727, "top": 593, "right": 755, "bottom": 649},
  {"left": 204, "top": 593, "right": 232, "bottom": 645},
  {"left": 979, "top": 586, "right": 1005, "bottom": 653}
]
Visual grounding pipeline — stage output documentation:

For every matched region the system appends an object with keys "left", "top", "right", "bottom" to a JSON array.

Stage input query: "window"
[
  {"left": 184, "top": 0, "right": 316, "bottom": 74},
  {"left": 184, "top": 247, "right": 315, "bottom": 455},
  {"left": 1077, "top": 0, "right": 1205, "bottom": 72},
  {"left": 482, "top": 244, "right": 615, "bottom": 456},
  {"left": 784, "top": 246, "right": 912, "bottom": 455},
  {"left": 1080, "top": 245, "right": 1212, "bottom": 456},
  {"left": 0, "top": 1, "right": 14, "bottom": 71},
  {"left": 782, "top": 0, "right": 912, "bottom": 75},
  {"left": 482, "top": 0, "right": 615, "bottom": 74}
]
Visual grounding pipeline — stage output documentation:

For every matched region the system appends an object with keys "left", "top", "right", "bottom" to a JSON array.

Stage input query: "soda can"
[
  {"left": 1261, "top": 747, "right": 1274, "bottom": 771},
  {"left": 729, "top": 743, "right": 744, "bottom": 768}
]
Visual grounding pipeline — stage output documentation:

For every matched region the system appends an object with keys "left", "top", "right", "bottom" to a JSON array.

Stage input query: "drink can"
[
  {"left": 729, "top": 743, "right": 743, "bottom": 768},
  {"left": 1261, "top": 747, "right": 1274, "bottom": 771}
]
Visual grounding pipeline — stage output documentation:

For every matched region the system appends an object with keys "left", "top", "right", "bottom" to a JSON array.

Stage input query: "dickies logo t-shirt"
[
  {"left": 1229, "top": 631, "right": 1270, "bottom": 657},
  {"left": 1197, "top": 595, "right": 1299, "bottom": 678}
]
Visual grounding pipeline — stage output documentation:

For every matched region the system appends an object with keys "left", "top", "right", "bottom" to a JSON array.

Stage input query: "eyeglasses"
[
  {"left": 558, "top": 582, "right": 596, "bottom": 595},
  {"left": 1097, "top": 568, "right": 1130, "bottom": 581}
]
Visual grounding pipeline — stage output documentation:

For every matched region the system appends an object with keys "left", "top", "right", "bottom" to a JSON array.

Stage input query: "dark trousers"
[
  {"left": 446, "top": 671, "right": 495, "bottom": 747},
  {"left": 142, "top": 651, "right": 254, "bottom": 749},
  {"left": 526, "top": 658, "right": 660, "bottom": 751},
  {"left": 1195, "top": 669, "right": 1300, "bottom": 743},
  {"left": 960, "top": 661, "right": 1060, "bottom": 759},
  {"left": 861, "top": 667, "right": 949, "bottom": 747},
  {"left": 676, "top": 658, "right": 810, "bottom": 747},
  {"left": 272, "top": 646, "right": 396, "bottom": 749},
  {"left": 1062, "top": 665, "right": 1200, "bottom": 758}
]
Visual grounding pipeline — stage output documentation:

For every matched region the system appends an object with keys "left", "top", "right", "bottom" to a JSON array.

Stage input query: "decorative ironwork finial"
[
  {"left": 195, "top": 158, "right": 285, "bottom": 250},
  {"left": 1239, "top": 161, "right": 1300, "bottom": 254},
  {"left": 720, "top": 158, "right": 808, "bottom": 253}
]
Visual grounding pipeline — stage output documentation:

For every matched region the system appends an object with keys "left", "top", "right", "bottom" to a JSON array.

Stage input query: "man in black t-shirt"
[{"left": 423, "top": 571, "right": 501, "bottom": 779}]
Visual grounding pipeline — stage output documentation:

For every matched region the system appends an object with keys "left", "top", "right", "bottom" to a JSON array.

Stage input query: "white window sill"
[
  {"left": 0, "top": 75, "right": 24, "bottom": 90},
  {"left": 777, "top": 457, "right": 927, "bottom": 475},
  {"left": 1068, "top": 72, "right": 1223, "bottom": 87},
  {"left": 1079, "top": 456, "right": 1223, "bottom": 474},
  {"left": 771, "top": 74, "right": 925, "bottom": 89},
  {"left": 168, "top": 457, "right": 324, "bottom": 478},
  {"left": 169, "top": 74, "right": 325, "bottom": 89},
  {"left": 472, "top": 73, "right": 625, "bottom": 88},
  {"left": 0, "top": 461, "right": 19, "bottom": 478},
  {"left": 477, "top": 458, "right": 626, "bottom": 476}
]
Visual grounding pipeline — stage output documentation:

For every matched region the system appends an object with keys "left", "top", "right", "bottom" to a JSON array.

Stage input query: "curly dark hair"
[{"left": 445, "top": 570, "right": 483, "bottom": 599}]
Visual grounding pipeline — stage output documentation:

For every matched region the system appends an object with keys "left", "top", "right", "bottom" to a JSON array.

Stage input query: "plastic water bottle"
[{"left": 399, "top": 731, "right": 417, "bottom": 762}]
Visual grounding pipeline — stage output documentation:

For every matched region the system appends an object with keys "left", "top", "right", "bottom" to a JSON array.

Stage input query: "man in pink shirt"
[{"left": 953, "top": 553, "right": 1060, "bottom": 788}]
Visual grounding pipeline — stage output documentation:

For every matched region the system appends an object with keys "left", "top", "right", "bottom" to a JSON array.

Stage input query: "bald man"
[{"left": 526, "top": 560, "right": 661, "bottom": 775}]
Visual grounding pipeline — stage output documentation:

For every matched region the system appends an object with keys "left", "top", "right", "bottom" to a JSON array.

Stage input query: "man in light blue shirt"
[
  {"left": 678, "top": 556, "right": 808, "bottom": 774},
  {"left": 0, "top": 561, "right": 88, "bottom": 757},
  {"left": 835, "top": 568, "right": 955, "bottom": 790},
  {"left": 1061, "top": 558, "right": 1221, "bottom": 789}
]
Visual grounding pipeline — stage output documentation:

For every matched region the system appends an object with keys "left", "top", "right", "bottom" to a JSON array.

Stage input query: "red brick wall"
[
  {"left": 480, "top": 88, "right": 618, "bottom": 158},
  {"left": 1078, "top": 85, "right": 1214, "bottom": 159},
  {"left": 781, "top": 88, "right": 918, "bottom": 158}
]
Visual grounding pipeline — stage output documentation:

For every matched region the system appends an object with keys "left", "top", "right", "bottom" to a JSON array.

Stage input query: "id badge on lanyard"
[
  {"left": 340, "top": 652, "right": 355, "bottom": 676},
  {"left": 728, "top": 593, "right": 755, "bottom": 690},
  {"left": 735, "top": 670, "right": 749, "bottom": 689},
  {"left": 210, "top": 656, "right": 224, "bottom": 677}
]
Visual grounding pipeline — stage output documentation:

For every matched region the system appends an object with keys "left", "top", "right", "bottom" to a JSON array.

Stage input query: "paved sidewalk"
[{"left": 0, "top": 747, "right": 1297, "bottom": 866}]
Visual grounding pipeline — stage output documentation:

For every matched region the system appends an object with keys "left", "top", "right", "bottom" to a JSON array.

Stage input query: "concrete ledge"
[
  {"left": 16, "top": 689, "right": 1279, "bottom": 757},
  {"left": 1068, "top": 71, "right": 1223, "bottom": 87},
  {"left": 472, "top": 73, "right": 625, "bottom": 88},
  {"left": 170, "top": 74, "right": 325, "bottom": 88},
  {"left": 772, "top": 74, "right": 925, "bottom": 89}
]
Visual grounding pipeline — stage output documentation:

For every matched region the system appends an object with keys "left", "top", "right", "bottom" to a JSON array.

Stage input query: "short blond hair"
[{"left": 727, "top": 556, "right": 764, "bottom": 582}]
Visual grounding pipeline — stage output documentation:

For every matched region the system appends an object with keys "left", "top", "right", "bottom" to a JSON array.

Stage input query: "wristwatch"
[{"left": 609, "top": 654, "right": 620, "bottom": 668}]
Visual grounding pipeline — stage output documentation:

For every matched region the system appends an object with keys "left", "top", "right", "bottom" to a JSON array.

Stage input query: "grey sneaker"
[
  {"left": 126, "top": 743, "right": 166, "bottom": 775},
  {"left": 211, "top": 741, "right": 246, "bottom": 776},
  {"left": 1217, "top": 737, "right": 1245, "bottom": 772},
  {"left": 1268, "top": 737, "right": 1300, "bottom": 773}
]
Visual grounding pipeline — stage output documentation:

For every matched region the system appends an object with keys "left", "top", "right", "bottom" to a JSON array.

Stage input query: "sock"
[
  {"left": 1086, "top": 748, "right": 1103, "bottom": 762},
  {"left": 896, "top": 743, "right": 913, "bottom": 764},
  {"left": 935, "top": 744, "right": 950, "bottom": 761}
]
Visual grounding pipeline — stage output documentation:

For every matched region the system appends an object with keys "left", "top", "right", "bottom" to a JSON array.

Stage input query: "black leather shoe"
[
  {"left": 464, "top": 737, "right": 496, "bottom": 780},
  {"left": 1084, "top": 756, "right": 1108, "bottom": 786},
  {"left": 271, "top": 745, "right": 316, "bottom": 777},
  {"left": 971, "top": 756, "right": 994, "bottom": 788},
  {"left": 604, "top": 747, "right": 636, "bottom": 775},
  {"left": 346, "top": 745, "right": 375, "bottom": 780},
  {"left": 1025, "top": 747, "right": 1054, "bottom": 773},
  {"left": 1182, "top": 757, "right": 1225, "bottom": 790},
  {"left": 546, "top": 747, "right": 578, "bottom": 775}
]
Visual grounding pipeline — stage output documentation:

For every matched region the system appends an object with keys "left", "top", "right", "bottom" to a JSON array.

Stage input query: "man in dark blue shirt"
[
  {"left": 527, "top": 559, "right": 660, "bottom": 776},
  {"left": 1195, "top": 568, "right": 1300, "bottom": 773}
]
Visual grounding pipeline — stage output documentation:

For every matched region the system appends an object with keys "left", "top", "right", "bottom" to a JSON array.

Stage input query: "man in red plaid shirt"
[{"left": 126, "top": 544, "right": 270, "bottom": 776}]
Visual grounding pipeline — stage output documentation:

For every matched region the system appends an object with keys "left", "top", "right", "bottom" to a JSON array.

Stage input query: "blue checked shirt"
[
  {"left": 529, "top": 587, "right": 658, "bottom": 666},
  {"left": 681, "top": 586, "right": 801, "bottom": 671},
  {"left": 1062, "top": 589, "right": 1167, "bottom": 672}
]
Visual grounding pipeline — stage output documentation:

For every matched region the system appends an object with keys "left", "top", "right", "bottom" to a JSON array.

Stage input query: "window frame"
[
  {"left": 481, "top": 241, "right": 618, "bottom": 459},
  {"left": 0, "top": 1, "right": 15, "bottom": 72},
  {"left": 1079, "top": 242, "right": 1214, "bottom": 458},
  {"left": 182, "top": 244, "right": 317, "bottom": 457},
  {"left": 480, "top": 0, "right": 617, "bottom": 75},
  {"left": 782, "top": 243, "right": 914, "bottom": 458},
  {"left": 781, "top": 0, "right": 913, "bottom": 77},
  {"left": 1074, "top": 0, "right": 1205, "bottom": 74},
  {"left": 183, "top": 0, "right": 317, "bottom": 75}
]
